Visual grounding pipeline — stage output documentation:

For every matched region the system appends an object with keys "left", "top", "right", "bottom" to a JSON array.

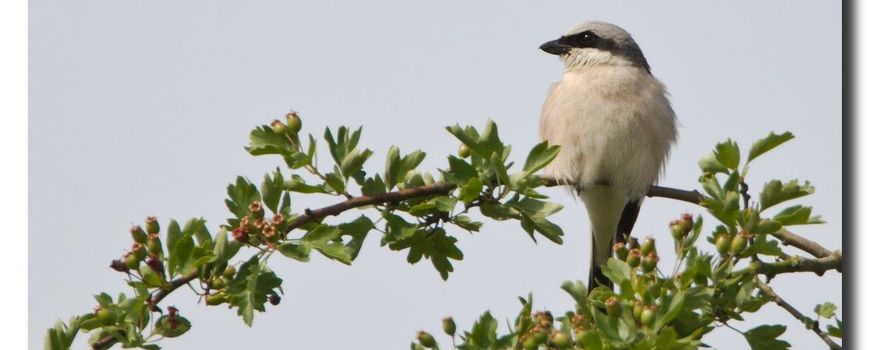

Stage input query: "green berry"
[
  {"left": 633, "top": 301, "right": 644, "bottom": 321},
  {"left": 442, "top": 317, "right": 456, "bottom": 336},
  {"left": 124, "top": 253, "right": 140, "bottom": 270},
  {"left": 605, "top": 296, "right": 622, "bottom": 317},
  {"left": 613, "top": 242, "right": 629, "bottom": 261},
  {"left": 130, "top": 225, "right": 147, "bottom": 244},
  {"left": 210, "top": 277, "right": 227, "bottom": 289},
  {"left": 640, "top": 237, "right": 656, "bottom": 256},
  {"left": 96, "top": 307, "right": 115, "bottom": 325},
  {"left": 715, "top": 233, "right": 732, "bottom": 255},
  {"left": 222, "top": 265, "right": 237, "bottom": 279},
  {"left": 641, "top": 252, "right": 659, "bottom": 273},
  {"left": 522, "top": 335, "right": 539, "bottom": 350},
  {"left": 131, "top": 243, "right": 147, "bottom": 260},
  {"left": 458, "top": 144, "right": 471, "bottom": 158},
  {"left": 627, "top": 249, "right": 642, "bottom": 268},
  {"left": 550, "top": 331, "right": 572, "bottom": 349},
  {"left": 146, "top": 234, "right": 163, "bottom": 257},
  {"left": 271, "top": 119, "right": 287, "bottom": 134},
  {"left": 285, "top": 112, "right": 302, "bottom": 133},
  {"left": 730, "top": 231, "right": 749, "bottom": 255},
  {"left": 640, "top": 306, "right": 656, "bottom": 327},
  {"left": 205, "top": 293, "right": 227, "bottom": 306},
  {"left": 145, "top": 216, "right": 160, "bottom": 234},
  {"left": 416, "top": 331, "right": 437, "bottom": 348}
]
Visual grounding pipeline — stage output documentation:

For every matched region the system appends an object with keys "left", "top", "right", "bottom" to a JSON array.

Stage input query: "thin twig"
[
  {"left": 756, "top": 279, "right": 842, "bottom": 349},
  {"left": 732, "top": 252, "right": 842, "bottom": 277}
]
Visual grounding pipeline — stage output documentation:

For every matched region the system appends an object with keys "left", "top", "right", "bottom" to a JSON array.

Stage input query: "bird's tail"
[{"left": 580, "top": 187, "right": 641, "bottom": 291}]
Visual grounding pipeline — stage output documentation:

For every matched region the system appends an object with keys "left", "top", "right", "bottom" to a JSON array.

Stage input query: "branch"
[
  {"left": 756, "top": 280, "right": 842, "bottom": 349},
  {"left": 91, "top": 270, "right": 200, "bottom": 350},
  {"left": 771, "top": 230, "right": 833, "bottom": 259},
  {"left": 733, "top": 251, "right": 842, "bottom": 277}
]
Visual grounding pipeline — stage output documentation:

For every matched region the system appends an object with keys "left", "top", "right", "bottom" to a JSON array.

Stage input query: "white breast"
[{"left": 539, "top": 65, "right": 677, "bottom": 199}]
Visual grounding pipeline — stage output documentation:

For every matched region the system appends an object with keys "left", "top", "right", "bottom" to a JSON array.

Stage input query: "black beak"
[{"left": 539, "top": 39, "right": 571, "bottom": 55}]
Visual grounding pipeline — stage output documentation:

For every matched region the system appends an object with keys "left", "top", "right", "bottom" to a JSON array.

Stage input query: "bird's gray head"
[{"left": 540, "top": 21, "right": 650, "bottom": 73}]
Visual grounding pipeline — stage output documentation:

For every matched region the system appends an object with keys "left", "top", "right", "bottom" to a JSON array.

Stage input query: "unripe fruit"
[
  {"left": 715, "top": 233, "right": 732, "bottom": 255},
  {"left": 205, "top": 293, "right": 227, "bottom": 306},
  {"left": 550, "top": 331, "right": 572, "bottom": 349},
  {"left": 640, "top": 306, "right": 656, "bottom": 327},
  {"left": 223, "top": 265, "right": 237, "bottom": 279},
  {"left": 613, "top": 242, "right": 629, "bottom": 261},
  {"left": 130, "top": 225, "right": 147, "bottom": 244},
  {"left": 730, "top": 230, "right": 749, "bottom": 255},
  {"left": 522, "top": 335, "right": 539, "bottom": 350},
  {"left": 627, "top": 249, "right": 642, "bottom": 268},
  {"left": 232, "top": 227, "right": 249, "bottom": 243},
  {"left": 131, "top": 243, "right": 147, "bottom": 260},
  {"left": 605, "top": 296, "right": 622, "bottom": 317},
  {"left": 416, "top": 331, "right": 437, "bottom": 348},
  {"left": 285, "top": 112, "right": 302, "bottom": 134},
  {"left": 145, "top": 216, "right": 160, "bottom": 234},
  {"left": 442, "top": 317, "right": 456, "bottom": 336},
  {"left": 679, "top": 213, "right": 694, "bottom": 232},
  {"left": 633, "top": 301, "right": 644, "bottom": 321},
  {"left": 640, "top": 237, "right": 656, "bottom": 256},
  {"left": 145, "top": 254, "right": 164, "bottom": 275},
  {"left": 458, "top": 144, "right": 471, "bottom": 158},
  {"left": 642, "top": 252, "right": 659, "bottom": 273},
  {"left": 532, "top": 330, "right": 548, "bottom": 344},
  {"left": 210, "top": 277, "right": 227, "bottom": 289},
  {"left": 96, "top": 307, "right": 115, "bottom": 325},
  {"left": 248, "top": 202, "right": 264, "bottom": 219},
  {"left": 147, "top": 234, "right": 163, "bottom": 256},
  {"left": 125, "top": 252, "right": 140, "bottom": 270},
  {"left": 271, "top": 119, "right": 288, "bottom": 134}
]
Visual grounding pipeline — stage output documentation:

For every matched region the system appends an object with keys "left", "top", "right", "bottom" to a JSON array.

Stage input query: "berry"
[
  {"left": 145, "top": 216, "right": 160, "bottom": 234},
  {"left": 522, "top": 335, "right": 539, "bottom": 350},
  {"left": 715, "top": 233, "right": 732, "bottom": 256},
  {"left": 96, "top": 307, "right": 115, "bottom": 325},
  {"left": 285, "top": 111, "right": 302, "bottom": 134},
  {"left": 641, "top": 252, "right": 659, "bottom": 273},
  {"left": 416, "top": 331, "right": 437, "bottom": 348},
  {"left": 613, "top": 242, "right": 629, "bottom": 261},
  {"left": 458, "top": 144, "right": 471, "bottom": 158},
  {"left": 641, "top": 306, "right": 656, "bottom": 327},
  {"left": 627, "top": 249, "right": 642, "bottom": 268},
  {"left": 605, "top": 296, "right": 622, "bottom": 317},
  {"left": 271, "top": 119, "right": 287, "bottom": 134},
  {"left": 640, "top": 237, "right": 656, "bottom": 256},
  {"left": 124, "top": 252, "right": 140, "bottom": 270},
  {"left": 222, "top": 265, "right": 237, "bottom": 279},
  {"left": 130, "top": 225, "right": 147, "bottom": 244},
  {"left": 730, "top": 230, "right": 749, "bottom": 255},
  {"left": 442, "top": 317, "right": 456, "bottom": 336},
  {"left": 550, "top": 331, "right": 572, "bottom": 349},
  {"left": 205, "top": 293, "right": 227, "bottom": 306}
]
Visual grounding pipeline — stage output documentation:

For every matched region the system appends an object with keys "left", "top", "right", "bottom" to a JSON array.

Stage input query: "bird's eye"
[{"left": 579, "top": 32, "right": 596, "bottom": 43}]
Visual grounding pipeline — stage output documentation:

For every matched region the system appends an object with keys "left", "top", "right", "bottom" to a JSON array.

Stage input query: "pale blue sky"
[{"left": 30, "top": 1, "right": 841, "bottom": 349}]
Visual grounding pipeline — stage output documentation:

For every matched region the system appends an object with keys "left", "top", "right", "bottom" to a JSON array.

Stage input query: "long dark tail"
[{"left": 587, "top": 200, "right": 641, "bottom": 291}]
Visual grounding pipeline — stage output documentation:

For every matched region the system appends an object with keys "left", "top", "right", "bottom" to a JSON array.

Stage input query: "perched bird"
[{"left": 538, "top": 21, "right": 678, "bottom": 290}]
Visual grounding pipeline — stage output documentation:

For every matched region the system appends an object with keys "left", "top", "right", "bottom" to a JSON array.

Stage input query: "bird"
[{"left": 538, "top": 21, "right": 678, "bottom": 291}]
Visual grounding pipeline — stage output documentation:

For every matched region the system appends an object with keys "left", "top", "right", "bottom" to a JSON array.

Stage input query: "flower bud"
[
  {"left": 641, "top": 252, "right": 659, "bottom": 273},
  {"left": 130, "top": 225, "right": 148, "bottom": 244},
  {"left": 613, "top": 242, "right": 629, "bottom": 261},
  {"left": 627, "top": 249, "right": 642, "bottom": 268},
  {"left": 442, "top": 317, "right": 456, "bottom": 336},
  {"left": 416, "top": 331, "right": 437, "bottom": 348},
  {"left": 640, "top": 237, "right": 656, "bottom": 256},
  {"left": 271, "top": 119, "right": 287, "bottom": 134},
  {"left": 285, "top": 111, "right": 302, "bottom": 134},
  {"left": 730, "top": 230, "right": 749, "bottom": 255},
  {"left": 605, "top": 296, "right": 622, "bottom": 317},
  {"left": 145, "top": 216, "right": 160, "bottom": 234}
]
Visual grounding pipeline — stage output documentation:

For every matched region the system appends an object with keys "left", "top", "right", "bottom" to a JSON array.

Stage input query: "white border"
[{"left": 0, "top": 0, "right": 27, "bottom": 347}]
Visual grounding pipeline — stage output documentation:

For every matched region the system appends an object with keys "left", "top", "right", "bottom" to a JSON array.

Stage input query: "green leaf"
[
  {"left": 458, "top": 177, "right": 483, "bottom": 203},
  {"left": 750, "top": 236, "right": 783, "bottom": 256},
  {"left": 714, "top": 139, "right": 741, "bottom": 170},
  {"left": 245, "top": 125, "right": 293, "bottom": 156},
  {"left": 814, "top": 302, "right": 837, "bottom": 319},
  {"left": 276, "top": 242, "right": 311, "bottom": 262},
  {"left": 284, "top": 174, "right": 328, "bottom": 194},
  {"left": 759, "top": 180, "right": 814, "bottom": 211},
  {"left": 225, "top": 177, "right": 261, "bottom": 221},
  {"left": 261, "top": 169, "right": 284, "bottom": 213},
  {"left": 452, "top": 215, "right": 483, "bottom": 232},
  {"left": 324, "top": 172, "right": 346, "bottom": 194},
  {"left": 522, "top": 141, "right": 560, "bottom": 176},
  {"left": 446, "top": 156, "right": 477, "bottom": 185},
  {"left": 600, "top": 258, "right": 631, "bottom": 286},
  {"left": 561, "top": 280, "right": 588, "bottom": 304},
  {"left": 747, "top": 131, "right": 794, "bottom": 163},
  {"left": 168, "top": 232, "right": 193, "bottom": 277},
  {"left": 827, "top": 319, "right": 842, "bottom": 338},
  {"left": 774, "top": 205, "right": 825, "bottom": 226},
  {"left": 384, "top": 146, "right": 401, "bottom": 189},
  {"left": 398, "top": 150, "right": 426, "bottom": 184},
  {"left": 340, "top": 148, "right": 373, "bottom": 179},
  {"left": 361, "top": 174, "right": 387, "bottom": 196},
  {"left": 303, "top": 224, "right": 353, "bottom": 264},
  {"left": 743, "top": 325, "right": 790, "bottom": 350},
  {"left": 227, "top": 257, "right": 283, "bottom": 326},
  {"left": 698, "top": 153, "right": 729, "bottom": 174},
  {"left": 465, "top": 312, "right": 500, "bottom": 348},
  {"left": 165, "top": 220, "right": 182, "bottom": 260}
]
